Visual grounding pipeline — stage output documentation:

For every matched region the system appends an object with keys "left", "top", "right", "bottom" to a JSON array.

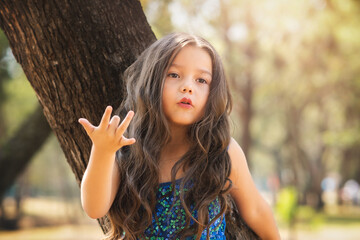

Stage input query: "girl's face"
[{"left": 162, "top": 45, "right": 212, "bottom": 128}]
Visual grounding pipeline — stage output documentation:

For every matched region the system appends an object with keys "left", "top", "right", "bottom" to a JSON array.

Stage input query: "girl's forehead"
[{"left": 170, "top": 45, "right": 213, "bottom": 72}]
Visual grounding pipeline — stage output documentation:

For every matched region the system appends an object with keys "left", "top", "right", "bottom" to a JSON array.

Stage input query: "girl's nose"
[
  {"left": 182, "top": 87, "right": 192, "bottom": 94},
  {"left": 181, "top": 78, "right": 193, "bottom": 94}
]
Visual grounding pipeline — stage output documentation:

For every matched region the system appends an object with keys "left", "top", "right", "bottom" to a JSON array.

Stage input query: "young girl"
[{"left": 79, "top": 33, "right": 280, "bottom": 240}]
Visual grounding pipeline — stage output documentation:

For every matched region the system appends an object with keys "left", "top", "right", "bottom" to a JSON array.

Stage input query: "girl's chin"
[{"left": 167, "top": 121, "right": 194, "bottom": 129}]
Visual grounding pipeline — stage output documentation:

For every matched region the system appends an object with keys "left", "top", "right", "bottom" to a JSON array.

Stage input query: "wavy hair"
[{"left": 107, "top": 32, "right": 233, "bottom": 240}]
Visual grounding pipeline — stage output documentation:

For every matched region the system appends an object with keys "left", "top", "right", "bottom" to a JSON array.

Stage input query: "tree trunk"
[
  {"left": 0, "top": 0, "right": 259, "bottom": 238},
  {"left": 0, "top": 0, "right": 155, "bottom": 187},
  {"left": 0, "top": 0, "right": 156, "bottom": 232}
]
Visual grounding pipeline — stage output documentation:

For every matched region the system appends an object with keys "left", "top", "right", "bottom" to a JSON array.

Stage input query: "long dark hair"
[{"left": 107, "top": 32, "right": 233, "bottom": 240}]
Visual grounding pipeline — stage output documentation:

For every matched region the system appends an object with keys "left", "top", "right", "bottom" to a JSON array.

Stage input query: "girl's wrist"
[{"left": 91, "top": 145, "right": 117, "bottom": 160}]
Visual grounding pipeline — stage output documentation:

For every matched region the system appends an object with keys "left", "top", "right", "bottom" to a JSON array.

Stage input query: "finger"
[
  {"left": 115, "top": 111, "right": 135, "bottom": 137},
  {"left": 120, "top": 137, "right": 136, "bottom": 146},
  {"left": 99, "top": 106, "right": 112, "bottom": 129},
  {"left": 78, "top": 118, "right": 95, "bottom": 136},
  {"left": 109, "top": 115, "right": 121, "bottom": 131}
]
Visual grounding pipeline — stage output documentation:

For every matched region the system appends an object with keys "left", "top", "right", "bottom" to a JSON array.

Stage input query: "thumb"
[{"left": 78, "top": 118, "right": 95, "bottom": 136}]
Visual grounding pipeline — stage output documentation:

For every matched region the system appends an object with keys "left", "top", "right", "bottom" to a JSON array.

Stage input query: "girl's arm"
[
  {"left": 228, "top": 138, "right": 281, "bottom": 240},
  {"left": 78, "top": 106, "right": 135, "bottom": 219}
]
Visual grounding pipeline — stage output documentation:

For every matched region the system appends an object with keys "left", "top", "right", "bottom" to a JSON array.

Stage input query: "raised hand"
[{"left": 78, "top": 106, "right": 136, "bottom": 154}]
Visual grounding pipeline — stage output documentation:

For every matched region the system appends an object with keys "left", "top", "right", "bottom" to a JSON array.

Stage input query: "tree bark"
[
  {"left": 0, "top": 0, "right": 155, "bottom": 184},
  {"left": 0, "top": 0, "right": 258, "bottom": 238},
  {"left": 0, "top": 0, "right": 156, "bottom": 232}
]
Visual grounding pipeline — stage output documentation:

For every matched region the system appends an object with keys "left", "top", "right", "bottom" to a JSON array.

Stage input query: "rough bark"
[
  {"left": 0, "top": 0, "right": 156, "bottom": 233},
  {"left": 0, "top": 0, "right": 155, "bottom": 187},
  {"left": 0, "top": 0, "right": 258, "bottom": 238}
]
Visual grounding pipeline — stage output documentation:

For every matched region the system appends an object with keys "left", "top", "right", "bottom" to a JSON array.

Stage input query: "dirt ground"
[
  {"left": 0, "top": 223, "right": 103, "bottom": 240},
  {"left": 0, "top": 197, "right": 360, "bottom": 240},
  {"left": 1, "top": 223, "right": 360, "bottom": 240}
]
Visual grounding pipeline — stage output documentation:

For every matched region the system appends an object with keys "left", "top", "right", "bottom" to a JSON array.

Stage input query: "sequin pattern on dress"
[{"left": 141, "top": 179, "right": 226, "bottom": 239}]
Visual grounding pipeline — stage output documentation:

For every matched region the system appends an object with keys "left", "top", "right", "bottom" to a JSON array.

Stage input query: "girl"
[{"left": 79, "top": 33, "right": 280, "bottom": 240}]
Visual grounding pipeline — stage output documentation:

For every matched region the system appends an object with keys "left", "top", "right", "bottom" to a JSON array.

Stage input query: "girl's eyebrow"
[{"left": 170, "top": 63, "right": 212, "bottom": 77}]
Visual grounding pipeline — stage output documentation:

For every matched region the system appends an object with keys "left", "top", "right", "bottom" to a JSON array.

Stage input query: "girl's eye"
[
  {"left": 168, "top": 73, "right": 179, "bottom": 78},
  {"left": 197, "top": 78, "right": 208, "bottom": 84}
]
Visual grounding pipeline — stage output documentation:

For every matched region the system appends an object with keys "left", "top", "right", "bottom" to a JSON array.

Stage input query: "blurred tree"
[
  {"left": 333, "top": 0, "right": 360, "bottom": 187},
  {"left": 0, "top": 31, "right": 10, "bottom": 141},
  {"left": 262, "top": 2, "right": 340, "bottom": 209},
  {"left": 0, "top": 106, "right": 51, "bottom": 201},
  {"left": 199, "top": 0, "right": 360, "bottom": 211},
  {"left": 0, "top": 32, "right": 52, "bottom": 228},
  {"left": 141, "top": 0, "right": 174, "bottom": 37},
  {"left": 263, "top": 0, "right": 360, "bottom": 209},
  {"left": 0, "top": 0, "right": 258, "bottom": 238},
  {"left": 217, "top": 0, "right": 258, "bottom": 168}
]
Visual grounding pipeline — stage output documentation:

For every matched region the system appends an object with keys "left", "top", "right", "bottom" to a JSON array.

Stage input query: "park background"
[{"left": 0, "top": 0, "right": 360, "bottom": 239}]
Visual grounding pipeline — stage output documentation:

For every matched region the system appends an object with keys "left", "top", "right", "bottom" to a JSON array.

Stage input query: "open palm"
[{"left": 78, "top": 106, "right": 136, "bottom": 153}]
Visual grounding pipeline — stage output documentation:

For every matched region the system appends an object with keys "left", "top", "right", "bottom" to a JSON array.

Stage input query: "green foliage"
[
  {"left": 0, "top": 30, "right": 38, "bottom": 148},
  {"left": 2, "top": 74, "right": 38, "bottom": 139},
  {"left": 276, "top": 187, "right": 298, "bottom": 224},
  {"left": 323, "top": 128, "right": 360, "bottom": 148},
  {"left": 296, "top": 206, "right": 325, "bottom": 229},
  {"left": 140, "top": 0, "right": 174, "bottom": 38}
]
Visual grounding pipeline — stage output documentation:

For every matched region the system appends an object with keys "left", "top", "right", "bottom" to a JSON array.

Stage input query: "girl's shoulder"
[
  {"left": 227, "top": 137, "right": 246, "bottom": 160},
  {"left": 227, "top": 137, "right": 249, "bottom": 183},
  {"left": 227, "top": 137, "right": 261, "bottom": 211}
]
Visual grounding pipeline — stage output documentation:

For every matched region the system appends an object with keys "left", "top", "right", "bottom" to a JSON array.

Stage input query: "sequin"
[{"left": 141, "top": 179, "right": 226, "bottom": 239}]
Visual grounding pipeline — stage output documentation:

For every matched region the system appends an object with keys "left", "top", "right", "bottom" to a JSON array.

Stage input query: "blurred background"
[{"left": 0, "top": 0, "right": 360, "bottom": 239}]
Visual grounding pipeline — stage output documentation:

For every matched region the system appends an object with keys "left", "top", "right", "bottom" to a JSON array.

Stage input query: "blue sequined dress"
[{"left": 142, "top": 178, "right": 226, "bottom": 239}]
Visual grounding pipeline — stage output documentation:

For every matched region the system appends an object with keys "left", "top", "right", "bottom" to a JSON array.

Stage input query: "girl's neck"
[
  {"left": 161, "top": 124, "right": 190, "bottom": 161},
  {"left": 158, "top": 125, "right": 190, "bottom": 183},
  {"left": 166, "top": 124, "right": 189, "bottom": 146}
]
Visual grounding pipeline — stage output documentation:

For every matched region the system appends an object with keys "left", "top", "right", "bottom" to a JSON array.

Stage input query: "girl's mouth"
[
  {"left": 178, "top": 98, "right": 192, "bottom": 109},
  {"left": 179, "top": 97, "right": 192, "bottom": 105},
  {"left": 178, "top": 102, "right": 192, "bottom": 109}
]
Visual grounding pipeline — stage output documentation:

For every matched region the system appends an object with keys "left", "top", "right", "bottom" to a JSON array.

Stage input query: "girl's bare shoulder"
[
  {"left": 227, "top": 137, "right": 252, "bottom": 188},
  {"left": 228, "top": 138, "right": 247, "bottom": 167}
]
